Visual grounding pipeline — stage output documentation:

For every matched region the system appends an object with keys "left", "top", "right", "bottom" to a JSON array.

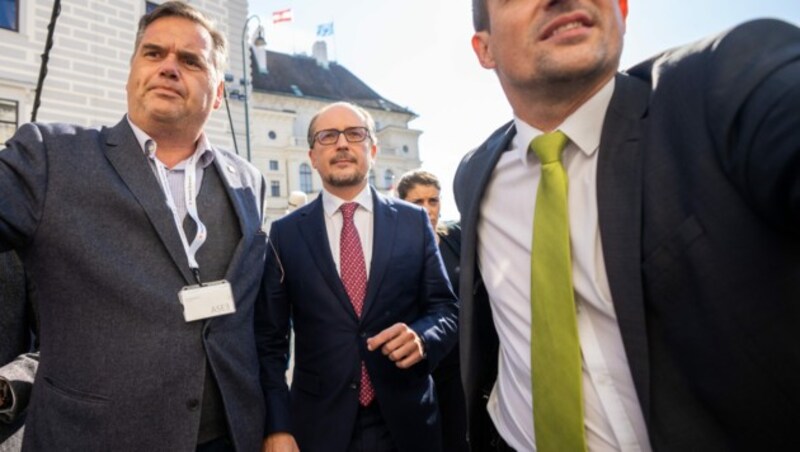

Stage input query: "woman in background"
[{"left": 396, "top": 170, "right": 467, "bottom": 452}]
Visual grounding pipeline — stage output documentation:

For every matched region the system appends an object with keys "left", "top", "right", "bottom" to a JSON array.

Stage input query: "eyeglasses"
[{"left": 314, "top": 127, "right": 370, "bottom": 145}]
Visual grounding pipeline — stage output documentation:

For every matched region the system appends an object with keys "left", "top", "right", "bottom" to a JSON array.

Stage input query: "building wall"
[
  {"left": 0, "top": 0, "right": 246, "bottom": 148},
  {"left": 1, "top": 1, "right": 421, "bottom": 224}
]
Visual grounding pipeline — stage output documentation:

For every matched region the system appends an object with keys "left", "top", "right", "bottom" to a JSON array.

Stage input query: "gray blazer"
[
  {"left": 0, "top": 119, "right": 269, "bottom": 451},
  {"left": 455, "top": 19, "right": 800, "bottom": 451}
]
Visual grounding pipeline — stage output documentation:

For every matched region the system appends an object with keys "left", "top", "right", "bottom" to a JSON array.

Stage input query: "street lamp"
[{"left": 241, "top": 15, "right": 266, "bottom": 162}]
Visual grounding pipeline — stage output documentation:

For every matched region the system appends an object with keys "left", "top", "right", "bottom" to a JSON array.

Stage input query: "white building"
[
  {"left": 0, "top": 1, "right": 421, "bottom": 222},
  {"left": 0, "top": 0, "right": 249, "bottom": 148}
]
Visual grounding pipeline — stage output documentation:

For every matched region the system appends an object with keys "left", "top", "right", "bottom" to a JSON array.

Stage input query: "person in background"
[
  {"left": 259, "top": 102, "right": 458, "bottom": 452},
  {"left": 456, "top": 0, "right": 800, "bottom": 450},
  {"left": 0, "top": 2, "right": 269, "bottom": 450},
  {"left": 396, "top": 169, "right": 467, "bottom": 452}
]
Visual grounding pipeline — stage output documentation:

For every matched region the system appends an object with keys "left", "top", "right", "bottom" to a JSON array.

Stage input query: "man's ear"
[
  {"left": 213, "top": 80, "right": 224, "bottom": 110},
  {"left": 308, "top": 149, "right": 317, "bottom": 169},
  {"left": 618, "top": 0, "right": 628, "bottom": 20},
  {"left": 471, "top": 32, "right": 496, "bottom": 70}
]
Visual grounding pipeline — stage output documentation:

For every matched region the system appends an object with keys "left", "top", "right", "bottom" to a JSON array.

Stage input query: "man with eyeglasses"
[{"left": 257, "top": 101, "right": 458, "bottom": 452}]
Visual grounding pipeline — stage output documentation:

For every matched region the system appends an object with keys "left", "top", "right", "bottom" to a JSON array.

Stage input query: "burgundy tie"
[{"left": 339, "top": 202, "right": 375, "bottom": 406}]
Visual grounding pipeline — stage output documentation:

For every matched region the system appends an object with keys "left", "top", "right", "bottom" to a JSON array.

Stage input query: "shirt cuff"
[{"left": 0, "top": 377, "right": 17, "bottom": 422}]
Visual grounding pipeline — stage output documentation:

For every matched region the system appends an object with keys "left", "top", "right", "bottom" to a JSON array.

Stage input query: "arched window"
[
  {"left": 299, "top": 163, "right": 313, "bottom": 193},
  {"left": 384, "top": 169, "right": 395, "bottom": 190}
]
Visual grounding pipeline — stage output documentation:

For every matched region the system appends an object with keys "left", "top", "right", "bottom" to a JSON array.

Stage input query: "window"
[
  {"left": 384, "top": 169, "right": 394, "bottom": 190},
  {"left": 368, "top": 169, "right": 376, "bottom": 187},
  {"left": 0, "top": 99, "right": 18, "bottom": 143},
  {"left": 269, "top": 160, "right": 279, "bottom": 171},
  {"left": 0, "top": 0, "right": 18, "bottom": 31},
  {"left": 268, "top": 130, "right": 277, "bottom": 140},
  {"left": 299, "top": 163, "right": 313, "bottom": 193},
  {"left": 145, "top": 1, "right": 159, "bottom": 13},
  {"left": 270, "top": 181, "right": 280, "bottom": 198}
]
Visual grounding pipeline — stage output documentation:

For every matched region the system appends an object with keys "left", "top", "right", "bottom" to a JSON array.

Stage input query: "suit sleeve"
[
  {"left": 707, "top": 20, "right": 800, "bottom": 232},
  {"left": 254, "top": 223, "right": 293, "bottom": 435},
  {"left": 0, "top": 123, "right": 49, "bottom": 251},
  {"left": 726, "top": 60, "right": 800, "bottom": 230},
  {"left": 408, "top": 208, "right": 459, "bottom": 370}
]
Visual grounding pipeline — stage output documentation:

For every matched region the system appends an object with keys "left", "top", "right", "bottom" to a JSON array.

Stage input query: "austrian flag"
[{"left": 272, "top": 8, "right": 293, "bottom": 24}]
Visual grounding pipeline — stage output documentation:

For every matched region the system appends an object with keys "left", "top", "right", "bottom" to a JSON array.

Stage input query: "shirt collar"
[
  {"left": 321, "top": 184, "right": 374, "bottom": 219},
  {"left": 126, "top": 115, "right": 215, "bottom": 169},
  {"left": 512, "top": 77, "right": 615, "bottom": 165}
]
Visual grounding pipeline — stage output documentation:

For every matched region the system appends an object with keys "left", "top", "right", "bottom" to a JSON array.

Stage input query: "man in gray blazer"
[
  {"left": 0, "top": 2, "right": 268, "bottom": 451},
  {"left": 456, "top": 0, "right": 800, "bottom": 450}
]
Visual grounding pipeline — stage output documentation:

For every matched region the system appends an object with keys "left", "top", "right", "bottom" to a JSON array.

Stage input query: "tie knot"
[
  {"left": 340, "top": 202, "right": 359, "bottom": 220},
  {"left": 530, "top": 130, "right": 568, "bottom": 164}
]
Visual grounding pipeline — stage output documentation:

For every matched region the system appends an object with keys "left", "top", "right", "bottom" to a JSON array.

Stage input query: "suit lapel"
[
  {"left": 362, "top": 189, "right": 396, "bottom": 320},
  {"left": 460, "top": 122, "right": 515, "bottom": 290},
  {"left": 102, "top": 119, "right": 195, "bottom": 284},
  {"left": 596, "top": 74, "right": 652, "bottom": 420},
  {"left": 297, "top": 197, "right": 358, "bottom": 321},
  {"left": 456, "top": 123, "right": 514, "bottom": 387}
]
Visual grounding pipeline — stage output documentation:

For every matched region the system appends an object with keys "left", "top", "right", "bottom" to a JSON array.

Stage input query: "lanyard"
[{"left": 150, "top": 146, "right": 208, "bottom": 283}]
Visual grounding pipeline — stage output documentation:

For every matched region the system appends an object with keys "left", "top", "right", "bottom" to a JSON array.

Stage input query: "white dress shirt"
[
  {"left": 321, "top": 185, "right": 374, "bottom": 278},
  {"left": 477, "top": 79, "right": 651, "bottom": 451},
  {"left": 127, "top": 116, "right": 214, "bottom": 223}
]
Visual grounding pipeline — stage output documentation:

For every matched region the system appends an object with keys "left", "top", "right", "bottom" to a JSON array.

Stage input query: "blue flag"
[{"left": 317, "top": 22, "right": 334, "bottom": 37}]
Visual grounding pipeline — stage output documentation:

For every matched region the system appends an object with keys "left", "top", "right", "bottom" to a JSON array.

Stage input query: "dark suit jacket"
[
  {"left": 0, "top": 119, "right": 269, "bottom": 451},
  {"left": 0, "top": 251, "right": 36, "bottom": 447},
  {"left": 434, "top": 224, "right": 463, "bottom": 385},
  {"left": 0, "top": 251, "right": 33, "bottom": 367},
  {"left": 434, "top": 224, "right": 469, "bottom": 452},
  {"left": 454, "top": 19, "right": 800, "bottom": 451},
  {"left": 257, "top": 188, "right": 458, "bottom": 452}
]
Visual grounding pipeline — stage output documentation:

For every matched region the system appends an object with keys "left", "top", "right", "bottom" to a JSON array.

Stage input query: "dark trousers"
[
  {"left": 435, "top": 373, "right": 468, "bottom": 452},
  {"left": 347, "top": 401, "right": 398, "bottom": 452}
]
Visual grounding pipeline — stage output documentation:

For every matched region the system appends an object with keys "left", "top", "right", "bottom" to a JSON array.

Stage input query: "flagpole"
[{"left": 291, "top": 0, "right": 296, "bottom": 55}]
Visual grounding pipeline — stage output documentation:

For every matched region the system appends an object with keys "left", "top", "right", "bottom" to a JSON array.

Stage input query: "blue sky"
[{"left": 250, "top": 0, "right": 800, "bottom": 219}]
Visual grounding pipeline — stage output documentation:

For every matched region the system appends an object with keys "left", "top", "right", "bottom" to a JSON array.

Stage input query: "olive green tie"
[{"left": 530, "top": 131, "right": 586, "bottom": 452}]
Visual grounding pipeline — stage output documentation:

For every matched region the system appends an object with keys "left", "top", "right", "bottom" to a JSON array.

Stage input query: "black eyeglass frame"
[{"left": 313, "top": 126, "right": 371, "bottom": 145}]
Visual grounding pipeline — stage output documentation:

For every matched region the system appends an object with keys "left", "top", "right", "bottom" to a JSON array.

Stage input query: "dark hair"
[
  {"left": 473, "top": 0, "right": 489, "bottom": 32},
  {"left": 396, "top": 169, "right": 441, "bottom": 200},
  {"left": 307, "top": 102, "right": 378, "bottom": 148},
  {"left": 132, "top": 1, "right": 227, "bottom": 77}
]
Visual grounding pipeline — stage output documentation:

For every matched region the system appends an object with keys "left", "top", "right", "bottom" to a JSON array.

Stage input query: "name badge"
[{"left": 178, "top": 280, "right": 236, "bottom": 322}]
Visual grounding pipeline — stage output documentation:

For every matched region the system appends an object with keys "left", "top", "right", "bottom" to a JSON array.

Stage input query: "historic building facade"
[{"left": 0, "top": 1, "right": 421, "bottom": 222}]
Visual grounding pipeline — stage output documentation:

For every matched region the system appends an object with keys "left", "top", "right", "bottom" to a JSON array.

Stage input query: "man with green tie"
[{"left": 455, "top": 0, "right": 800, "bottom": 450}]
